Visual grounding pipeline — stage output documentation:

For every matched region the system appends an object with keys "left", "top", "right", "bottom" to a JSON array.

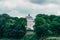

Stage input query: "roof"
[{"left": 26, "top": 14, "right": 33, "bottom": 19}]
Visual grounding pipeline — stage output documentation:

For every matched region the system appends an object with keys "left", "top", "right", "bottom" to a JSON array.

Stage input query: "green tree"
[
  {"left": 34, "top": 14, "right": 49, "bottom": 38},
  {"left": 49, "top": 21, "right": 60, "bottom": 36},
  {"left": 0, "top": 13, "right": 27, "bottom": 39},
  {"left": 34, "top": 14, "right": 60, "bottom": 38}
]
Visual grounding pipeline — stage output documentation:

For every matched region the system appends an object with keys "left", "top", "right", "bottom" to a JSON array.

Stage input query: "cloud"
[
  {"left": 30, "top": 0, "right": 60, "bottom": 4},
  {"left": 30, "top": 0, "right": 46, "bottom": 4},
  {"left": 8, "top": 10, "right": 25, "bottom": 18},
  {"left": 0, "top": 0, "right": 60, "bottom": 18}
]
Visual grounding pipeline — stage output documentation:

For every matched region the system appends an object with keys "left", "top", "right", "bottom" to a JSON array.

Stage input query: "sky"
[{"left": 0, "top": 0, "right": 60, "bottom": 18}]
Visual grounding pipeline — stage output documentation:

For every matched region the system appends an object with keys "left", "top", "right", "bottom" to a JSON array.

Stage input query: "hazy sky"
[{"left": 0, "top": 0, "right": 60, "bottom": 17}]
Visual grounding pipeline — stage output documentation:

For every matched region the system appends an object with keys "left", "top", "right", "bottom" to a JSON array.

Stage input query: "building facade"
[{"left": 26, "top": 14, "right": 34, "bottom": 30}]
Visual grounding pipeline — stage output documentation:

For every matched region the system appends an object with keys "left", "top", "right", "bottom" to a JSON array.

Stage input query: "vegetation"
[
  {"left": 46, "top": 37, "right": 60, "bottom": 40},
  {"left": 0, "top": 13, "right": 60, "bottom": 40},
  {"left": 0, "top": 14, "right": 27, "bottom": 39},
  {"left": 34, "top": 14, "right": 60, "bottom": 39}
]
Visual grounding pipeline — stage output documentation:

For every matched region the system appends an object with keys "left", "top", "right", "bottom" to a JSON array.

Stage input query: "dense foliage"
[
  {"left": 0, "top": 14, "right": 27, "bottom": 39},
  {"left": 0, "top": 13, "right": 60, "bottom": 40},
  {"left": 34, "top": 14, "right": 60, "bottom": 38}
]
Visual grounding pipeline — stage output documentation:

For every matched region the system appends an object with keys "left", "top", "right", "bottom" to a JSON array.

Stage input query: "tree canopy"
[
  {"left": 34, "top": 14, "right": 60, "bottom": 38},
  {"left": 0, "top": 14, "right": 27, "bottom": 39}
]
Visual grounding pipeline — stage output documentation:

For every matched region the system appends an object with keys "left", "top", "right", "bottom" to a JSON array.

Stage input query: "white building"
[{"left": 26, "top": 14, "right": 34, "bottom": 30}]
